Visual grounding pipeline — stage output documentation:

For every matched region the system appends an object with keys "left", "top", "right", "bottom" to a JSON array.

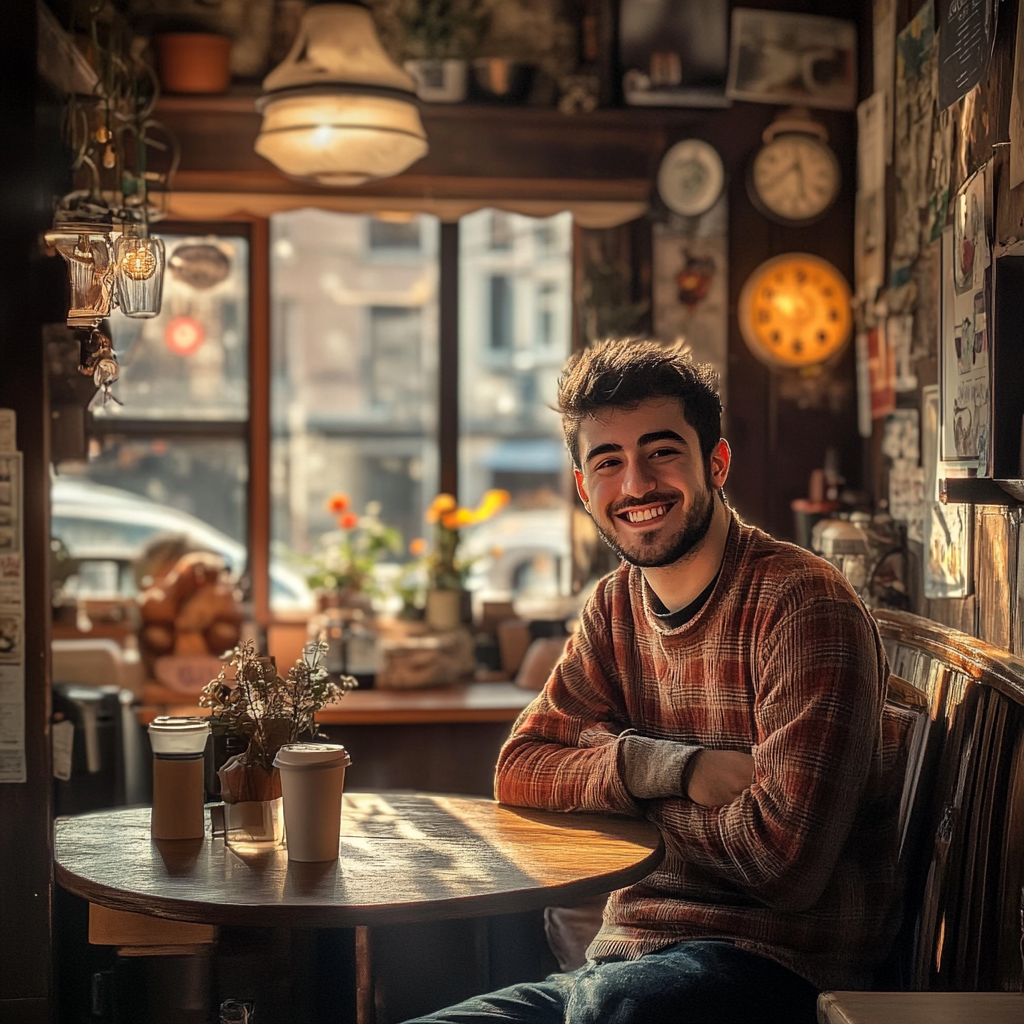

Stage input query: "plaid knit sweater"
[{"left": 495, "top": 515, "right": 904, "bottom": 991}]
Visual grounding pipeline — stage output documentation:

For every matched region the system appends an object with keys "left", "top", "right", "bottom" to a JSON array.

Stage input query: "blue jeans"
[{"left": 403, "top": 940, "right": 819, "bottom": 1024}]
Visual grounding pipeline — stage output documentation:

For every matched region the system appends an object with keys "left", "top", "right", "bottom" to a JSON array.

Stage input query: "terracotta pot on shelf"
[{"left": 156, "top": 33, "right": 232, "bottom": 94}]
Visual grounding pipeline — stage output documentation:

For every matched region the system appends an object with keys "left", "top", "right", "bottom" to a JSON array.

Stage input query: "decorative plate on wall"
[
  {"left": 738, "top": 253, "right": 852, "bottom": 370},
  {"left": 656, "top": 139, "right": 725, "bottom": 217}
]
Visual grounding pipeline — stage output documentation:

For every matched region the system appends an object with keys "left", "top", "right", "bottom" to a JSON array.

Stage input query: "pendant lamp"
[{"left": 255, "top": 3, "right": 429, "bottom": 186}]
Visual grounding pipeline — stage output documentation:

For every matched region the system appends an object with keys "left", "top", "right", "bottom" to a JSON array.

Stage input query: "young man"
[{"left": 406, "top": 339, "right": 904, "bottom": 1024}]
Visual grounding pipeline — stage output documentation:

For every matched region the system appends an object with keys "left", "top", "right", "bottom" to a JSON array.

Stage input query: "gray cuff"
[{"left": 620, "top": 734, "right": 703, "bottom": 799}]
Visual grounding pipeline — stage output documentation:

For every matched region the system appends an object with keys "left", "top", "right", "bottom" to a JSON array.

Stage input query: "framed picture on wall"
[
  {"left": 620, "top": 0, "right": 729, "bottom": 107},
  {"left": 726, "top": 8, "right": 857, "bottom": 111},
  {"left": 939, "top": 166, "right": 992, "bottom": 476}
]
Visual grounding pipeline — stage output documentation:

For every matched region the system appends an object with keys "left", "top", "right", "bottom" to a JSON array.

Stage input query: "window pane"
[
  {"left": 459, "top": 210, "right": 574, "bottom": 602},
  {"left": 98, "top": 233, "right": 249, "bottom": 421},
  {"left": 52, "top": 436, "right": 248, "bottom": 598},
  {"left": 270, "top": 209, "right": 440, "bottom": 611}
]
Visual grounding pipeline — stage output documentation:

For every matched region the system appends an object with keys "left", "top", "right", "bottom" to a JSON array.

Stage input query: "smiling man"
[{"left": 405, "top": 339, "right": 905, "bottom": 1024}]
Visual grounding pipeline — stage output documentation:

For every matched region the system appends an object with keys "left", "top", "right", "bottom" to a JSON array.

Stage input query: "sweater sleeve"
[
  {"left": 495, "top": 584, "right": 645, "bottom": 817},
  {"left": 645, "top": 595, "right": 886, "bottom": 912}
]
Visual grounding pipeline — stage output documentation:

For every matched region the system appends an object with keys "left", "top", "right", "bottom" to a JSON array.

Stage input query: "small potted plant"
[
  {"left": 420, "top": 489, "right": 510, "bottom": 630},
  {"left": 200, "top": 635, "right": 356, "bottom": 846},
  {"left": 304, "top": 494, "right": 403, "bottom": 613},
  {"left": 398, "top": 0, "right": 490, "bottom": 102}
]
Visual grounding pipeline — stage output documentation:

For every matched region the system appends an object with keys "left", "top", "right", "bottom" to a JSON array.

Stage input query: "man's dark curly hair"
[{"left": 557, "top": 339, "right": 722, "bottom": 470}]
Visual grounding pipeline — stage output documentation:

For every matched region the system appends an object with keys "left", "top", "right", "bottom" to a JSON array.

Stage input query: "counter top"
[{"left": 138, "top": 680, "right": 536, "bottom": 726}]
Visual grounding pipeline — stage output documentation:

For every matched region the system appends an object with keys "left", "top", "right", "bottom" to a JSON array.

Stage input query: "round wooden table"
[{"left": 55, "top": 791, "right": 663, "bottom": 929}]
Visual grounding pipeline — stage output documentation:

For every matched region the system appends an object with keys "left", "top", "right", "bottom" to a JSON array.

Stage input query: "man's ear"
[
  {"left": 574, "top": 468, "right": 590, "bottom": 509},
  {"left": 709, "top": 439, "right": 731, "bottom": 490}
]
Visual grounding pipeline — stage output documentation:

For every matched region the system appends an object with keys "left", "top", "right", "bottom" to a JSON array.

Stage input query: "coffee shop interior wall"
[{"left": 871, "top": 0, "right": 1023, "bottom": 657}]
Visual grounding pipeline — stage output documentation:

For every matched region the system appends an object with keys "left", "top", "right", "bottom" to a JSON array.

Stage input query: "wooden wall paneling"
[
  {"left": 975, "top": 507, "right": 1017, "bottom": 651},
  {"left": 995, "top": 707, "right": 1024, "bottom": 989},
  {"left": 1016, "top": 512, "right": 1024, "bottom": 657},
  {"left": 0, "top": 3, "right": 53, "bottom": 1018}
]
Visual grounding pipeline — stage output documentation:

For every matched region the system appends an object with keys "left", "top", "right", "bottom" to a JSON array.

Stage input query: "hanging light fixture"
[{"left": 255, "top": 3, "right": 429, "bottom": 187}]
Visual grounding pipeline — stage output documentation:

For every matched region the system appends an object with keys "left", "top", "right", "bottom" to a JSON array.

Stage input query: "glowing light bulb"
[{"left": 120, "top": 244, "right": 157, "bottom": 281}]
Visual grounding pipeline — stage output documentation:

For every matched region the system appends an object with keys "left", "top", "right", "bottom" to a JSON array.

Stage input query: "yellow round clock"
[{"left": 738, "top": 254, "right": 852, "bottom": 370}]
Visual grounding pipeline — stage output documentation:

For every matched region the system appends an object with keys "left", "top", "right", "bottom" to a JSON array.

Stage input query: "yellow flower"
[{"left": 476, "top": 489, "right": 511, "bottom": 521}]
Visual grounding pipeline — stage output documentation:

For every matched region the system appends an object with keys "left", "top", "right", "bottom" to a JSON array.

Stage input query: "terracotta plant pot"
[{"left": 156, "top": 33, "right": 232, "bottom": 94}]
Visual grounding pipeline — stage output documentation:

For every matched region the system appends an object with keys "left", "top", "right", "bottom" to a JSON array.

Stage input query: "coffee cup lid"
[
  {"left": 148, "top": 716, "right": 210, "bottom": 736},
  {"left": 274, "top": 743, "right": 351, "bottom": 769}
]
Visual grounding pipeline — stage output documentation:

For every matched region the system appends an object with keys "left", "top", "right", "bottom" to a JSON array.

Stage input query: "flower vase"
[
  {"left": 425, "top": 588, "right": 463, "bottom": 631},
  {"left": 218, "top": 756, "right": 284, "bottom": 848}
]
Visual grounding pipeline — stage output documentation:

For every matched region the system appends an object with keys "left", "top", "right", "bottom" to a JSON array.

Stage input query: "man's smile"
[{"left": 615, "top": 502, "right": 674, "bottom": 526}]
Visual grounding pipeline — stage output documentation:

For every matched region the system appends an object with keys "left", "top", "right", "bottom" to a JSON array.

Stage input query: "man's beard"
[{"left": 595, "top": 479, "right": 717, "bottom": 569}]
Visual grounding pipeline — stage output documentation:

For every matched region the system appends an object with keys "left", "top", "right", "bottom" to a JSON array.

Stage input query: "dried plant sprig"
[{"left": 200, "top": 634, "right": 356, "bottom": 770}]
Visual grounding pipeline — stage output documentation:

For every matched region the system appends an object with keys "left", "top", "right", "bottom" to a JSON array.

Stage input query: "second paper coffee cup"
[{"left": 274, "top": 743, "right": 352, "bottom": 862}]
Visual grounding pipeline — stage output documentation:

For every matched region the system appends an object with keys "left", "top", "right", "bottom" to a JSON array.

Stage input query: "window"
[
  {"left": 489, "top": 276, "right": 514, "bottom": 351},
  {"left": 51, "top": 228, "right": 254, "bottom": 602},
  {"left": 52, "top": 209, "right": 576, "bottom": 620},
  {"left": 460, "top": 210, "right": 574, "bottom": 601},
  {"left": 367, "top": 215, "right": 422, "bottom": 253},
  {"left": 270, "top": 210, "right": 438, "bottom": 608}
]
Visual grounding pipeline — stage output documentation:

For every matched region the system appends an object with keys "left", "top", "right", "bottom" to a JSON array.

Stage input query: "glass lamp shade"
[
  {"left": 115, "top": 230, "right": 166, "bottom": 318},
  {"left": 45, "top": 226, "right": 117, "bottom": 328},
  {"left": 255, "top": 92, "right": 429, "bottom": 185},
  {"left": 255, "top": 4, "right": 428, "bottom": 186}
]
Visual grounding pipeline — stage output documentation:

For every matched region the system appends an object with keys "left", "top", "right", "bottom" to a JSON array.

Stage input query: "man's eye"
[
  {"left": 650, "top": 447, "right": 680, "bottom": 458},
  {"left": 595, "top": 458, "right": 620, "bottom": 471}
]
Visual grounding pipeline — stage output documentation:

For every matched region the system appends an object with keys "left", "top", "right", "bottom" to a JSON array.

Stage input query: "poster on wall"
[
  {"left": 652, "top": 198, "right": 728, "bottom": 402},
  {"left": 922, "top": 385, "right": 972, "bottom": 598},
  {"left": 726, "top": 9, "right": 857, "bottom": 110},
  {"left": 937, "top": 0, "right": 999, "bottom": 110},
  {"left": 940, "top": 169, "right": 992, "bottom": 474},
  {"left": 0, "top": 435, "right": 25, "bottom": 785}
]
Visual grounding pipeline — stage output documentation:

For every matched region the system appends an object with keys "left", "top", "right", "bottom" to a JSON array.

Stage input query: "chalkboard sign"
[{"left": 937, "top": 0, "right": 998, "bottom": 109}]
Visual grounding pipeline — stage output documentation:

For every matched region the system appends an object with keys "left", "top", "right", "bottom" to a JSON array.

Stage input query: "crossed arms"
[{"left": 495, "top": 588, "right": 886, "bottom": 911}]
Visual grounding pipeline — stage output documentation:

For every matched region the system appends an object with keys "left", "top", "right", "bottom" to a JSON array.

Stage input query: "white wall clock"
[
  {"left": 747, "top": 112, "right": 840, "bottom": 225},
  {"left": 657, "top": 139, "right": 725, "bottom": 217}
]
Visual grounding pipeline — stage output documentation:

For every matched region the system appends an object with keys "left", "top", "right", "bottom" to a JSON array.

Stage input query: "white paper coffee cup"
[{"left": 273, "top": 743, "right": 352, "bottom": 862}]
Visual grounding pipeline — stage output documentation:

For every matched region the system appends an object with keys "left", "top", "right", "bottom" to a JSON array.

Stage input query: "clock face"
[
  {"left": 738, "top": 254, "right": 852, "bottom": 369},
  {"left": 749, "top": 134, "right": 840, "bottom": 224},
  {"left": 657, "top": 139, "right": 725, "bottom": 217}
]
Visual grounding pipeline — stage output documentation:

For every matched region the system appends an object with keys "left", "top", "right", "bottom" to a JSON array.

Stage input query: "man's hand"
[{"left": 686, "top": 750, "right": 756, "bottom": 807}]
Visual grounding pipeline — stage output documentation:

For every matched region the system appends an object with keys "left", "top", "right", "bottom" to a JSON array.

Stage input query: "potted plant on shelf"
[
  {"left": 420, "top": 489, "right": 510, "bottom": 630},
  {"left": 304, "top": 494, "right": 403, "bottom": 614},
  {"left": 200, "top": 636, "right": 356, "bottom": 845},
  {"left": 398, "top": 0, "right": 490, "bottom": 102}
]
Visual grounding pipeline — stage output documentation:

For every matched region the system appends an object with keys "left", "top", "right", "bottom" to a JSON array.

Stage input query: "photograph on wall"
[
  {"left": 620, "top": 0, "right": 729, "bottom": 107},
  {"left": 727, "top": 9, "right": 857, "bottom": 110},
  {"left": 940, "top": 221, "right": 991, "bottom": 472},
  {"left": 652, "top": 198, "right": 728, "bottom": 403},
  {"left": 922, "top": 385, "right": 972, "bottom": 598}
]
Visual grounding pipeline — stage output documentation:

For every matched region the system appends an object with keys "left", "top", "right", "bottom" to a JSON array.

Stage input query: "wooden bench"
[{"left": 818, "top": 608, "right": 1024, "bottom": 1018}]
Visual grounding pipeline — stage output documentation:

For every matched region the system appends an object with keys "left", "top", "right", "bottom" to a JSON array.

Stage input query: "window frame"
[{"left": 77, "top": 213, "right": 581, "bottom": 627}]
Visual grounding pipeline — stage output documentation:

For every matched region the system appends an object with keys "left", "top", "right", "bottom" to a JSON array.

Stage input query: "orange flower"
[
  {"left": 326, "top": 493, "right": 350, "bottom": 514},
  {"left": 338, "top": 511, "right": 359, "bottom": 530},
  {"left": 426, "top": 493, "right": 457, "bottom": 523},
  {"left": 409, "top": 537, "right": 427, "bottom": 556}
]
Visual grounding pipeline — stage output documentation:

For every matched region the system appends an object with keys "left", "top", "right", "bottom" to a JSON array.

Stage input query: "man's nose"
[{"left": 621, "top": 457, "right": 656, "bottom": 497}]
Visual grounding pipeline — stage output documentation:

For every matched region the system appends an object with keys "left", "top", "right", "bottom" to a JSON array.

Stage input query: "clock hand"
[{"left": 759, "top": 161, "right": 800, "bottom": 191}]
